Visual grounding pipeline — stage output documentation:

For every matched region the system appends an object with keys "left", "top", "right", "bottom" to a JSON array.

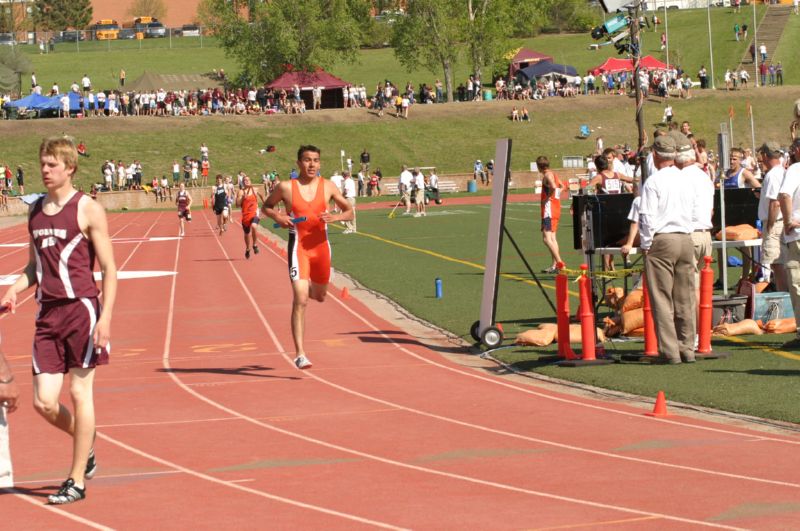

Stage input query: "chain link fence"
[{"left": 5, "top": 27, "right": 212, "bottom": 53}]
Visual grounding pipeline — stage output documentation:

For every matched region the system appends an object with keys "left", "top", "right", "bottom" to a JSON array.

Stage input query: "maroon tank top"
[{"left": 28, "top": 191, "right": 99, "bottom": 302}]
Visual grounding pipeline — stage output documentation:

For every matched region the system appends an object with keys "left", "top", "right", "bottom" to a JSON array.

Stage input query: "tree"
[
  {"left": 127, "top": 0, "right": 168, "bottom": 21},
  {"left": 0, "top": 47, "right": 33, "bottom": 96},
  {"left": 199, "top": 0, "right": 368, "bottom": 86},
  {"left": 33, "top": 0, "right": 92, "bottom": 30},
  {"left": 464, "top": 0, "right": 517, "bottom": 84},
  {"left": 392, "top": 0, "right": 462, "bottom": 102}
]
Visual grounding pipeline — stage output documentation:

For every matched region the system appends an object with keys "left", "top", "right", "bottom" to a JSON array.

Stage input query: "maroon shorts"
[{"left": 33, "top": 298, "right": 109, "bottom": 375}]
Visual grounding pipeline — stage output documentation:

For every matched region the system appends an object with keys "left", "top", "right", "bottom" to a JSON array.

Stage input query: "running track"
[{"left": 1, "top": 210, "right": 799, "bottom": 529}]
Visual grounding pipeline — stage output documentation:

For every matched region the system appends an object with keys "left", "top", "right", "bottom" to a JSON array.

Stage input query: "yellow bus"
[{"left": 91, "top": 19, "right": 120, "bottom": 40}]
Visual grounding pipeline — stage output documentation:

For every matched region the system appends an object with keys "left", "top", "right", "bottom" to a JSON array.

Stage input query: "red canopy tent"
[
  {"left": 509, "top": 48, "right": 554, "bottom": 77},
  {"left": 267, "top": 68, "right": 351, "bottom": 108},
  {"left": 592, "top": 55, "right": 671, "bottom": 74}
]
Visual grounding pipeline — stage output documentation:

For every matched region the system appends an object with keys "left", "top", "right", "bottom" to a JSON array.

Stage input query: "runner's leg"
[{"left": 66, "top": 368, "right": 95, "bottom": 487}]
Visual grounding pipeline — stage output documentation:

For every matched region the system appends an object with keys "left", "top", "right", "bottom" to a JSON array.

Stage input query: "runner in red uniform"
[
  {"left": 538, "top": 155, "right": 564, "bottom": 274},
  {"left": 263, "top": 145, "right": 353, "bottom": 369},
  {"left": 175, "top": 181, "right": 192, "bottom": 237},
  {"left": 1, "top": 136, "right": 117, "bottom": 505},
  {"left": 235, "top": 175, "right": 264, "bottom": 259}
]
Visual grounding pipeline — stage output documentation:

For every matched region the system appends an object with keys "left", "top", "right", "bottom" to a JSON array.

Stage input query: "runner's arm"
[
  {"left": 263, "top": 182, "right": 292, "bottom": 227},
  {"left": 85, "top": 199, "right": 117, "bottom": 349}
]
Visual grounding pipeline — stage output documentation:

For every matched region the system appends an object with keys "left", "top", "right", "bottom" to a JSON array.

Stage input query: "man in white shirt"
[
  {"left": 413, "top": 168, "right": 426, "bottom": 217},
  {"left": 757, "top": 141, "right": 787, "bottom": 289},
  {"left": 675, "top": 133, "right": 715, "bottom": 289},
  {"left": 342, "top": 172, "right": 357, "bottom": 233},
  {"left": 777, "top": 139, "right": 800, "bottom": 348},
  {"left": 81, "top": 75, "right": 91, "bottom": 95},
  {"left": 399, "top": 165, "right": 414, "bottom": 215},
  {"left": 639, "top": 134, "right": 697, "bottom": 364},
  {"left": 329, "top": 171, "right": 344, "bottom": 214}
]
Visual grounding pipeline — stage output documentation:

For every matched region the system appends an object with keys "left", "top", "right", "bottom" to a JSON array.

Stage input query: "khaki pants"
[
  {"left": 783, "top": 240, "right": 800, "bottom": 338},
  {"left": 691, "top": 230, "right": 713, "bottom": 290},
  {"left": 345, "top": 197, "right": 356, "bottom": 232},
  {"left": 645, "top": 233, "right": 697, "bottom": 361}
]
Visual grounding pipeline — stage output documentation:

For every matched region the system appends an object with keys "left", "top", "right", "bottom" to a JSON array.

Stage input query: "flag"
[
  {"left": 728, "top": 106, "right": 735, "bottom": 119},
  {"left": 340, "top": 149, "right": 345, "bottom": 157}
]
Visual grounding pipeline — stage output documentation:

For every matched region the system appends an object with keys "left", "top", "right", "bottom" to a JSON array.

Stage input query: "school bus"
[
  {"left": 127, "top": 16, "right": 166, "bottom": 38},
  {"left": 91, "top": 19, "right": 120, "bottom": 40}
]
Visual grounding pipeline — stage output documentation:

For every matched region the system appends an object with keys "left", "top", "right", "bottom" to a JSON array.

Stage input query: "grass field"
[
  {"left": 12, "top": 6, "right": 788, "bottom": 98},
  {"left": 308, "top": 201, "right": 800, "bottom": 425},
  {"left": 1, "top": 88, "right": 797, "bottom": 196}
]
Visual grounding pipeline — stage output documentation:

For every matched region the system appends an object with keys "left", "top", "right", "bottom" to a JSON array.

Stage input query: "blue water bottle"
[{"left": 435, "top": 277, "right": 443, "bottom": 299}]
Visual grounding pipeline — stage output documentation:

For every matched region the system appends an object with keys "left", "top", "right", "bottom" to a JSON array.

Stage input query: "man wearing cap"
[
  {"left": 757, "top": 141, "right": 787, "bottom": 290},
  {"left": 639, "top": 134, "right": 698, "bottom": 364},
  {"left": 777, "top": 139, "right": 800, "bottom": 349},
  {"left": 674, "top": 132, "right": 715, "bottom": 288}
]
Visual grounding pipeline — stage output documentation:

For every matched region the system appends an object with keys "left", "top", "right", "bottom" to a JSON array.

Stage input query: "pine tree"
[{"left": 33, "top": 0, "right": 93, "bottom": 31}]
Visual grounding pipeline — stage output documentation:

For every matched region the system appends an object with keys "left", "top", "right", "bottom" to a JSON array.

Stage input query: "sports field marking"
[
  {"left": 191, "top": 342, "right": 257, "bottom": 353},
  {"left": 193, "top": 216, "right": 760, "bottom": 527},
  {"left": 13, "top": 469, "right": 181, "bottom": 486},
  {"left": 0, "top": 243, "right": 28, "bottom": 248},
  {"left": 152, "top": 228, "right": 408, "bottom": 530},
  {"left": 724, "top": 335, "right": 800, "bottom": 362},
  {"left": 5, "top": 488, "right": 114, "bottom": 530},
  {"left": 531, "top": 515, "right": 662, "bottom": 530}
]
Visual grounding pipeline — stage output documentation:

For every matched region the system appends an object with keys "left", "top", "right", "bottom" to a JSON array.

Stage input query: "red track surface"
[{"left": 1, "top": 211, "right": 799, "bottom": 529}]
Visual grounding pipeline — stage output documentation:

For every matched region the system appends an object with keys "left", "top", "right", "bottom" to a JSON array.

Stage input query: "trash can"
[
  {"left": 467, "top": 180, "right": 478, "bottom": 193},
  {"left": 483, "top": 90, "right": 493, "bottom": 101}
]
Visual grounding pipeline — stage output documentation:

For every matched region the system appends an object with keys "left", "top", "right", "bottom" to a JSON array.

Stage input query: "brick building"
[{"left": 91, "top": 0, "right": 202, "bottom": 28}]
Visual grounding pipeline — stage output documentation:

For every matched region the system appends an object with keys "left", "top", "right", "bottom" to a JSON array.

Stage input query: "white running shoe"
[{"left": 294, "top": 355, "right": 312, "bottom": 370}]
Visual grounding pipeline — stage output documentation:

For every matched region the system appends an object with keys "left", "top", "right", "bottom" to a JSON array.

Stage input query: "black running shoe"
[
  {"left": 253, "top": 245, "right": 260, "bottom": 255},
  {"left": 85, "top": 449, "right": 97, "bottom": 480},
  {"left": 48, "top": 478, "right": 86, "bottom": 505},
  {"left": 245, "top": 249, "right": 251, "bottom": 259}
]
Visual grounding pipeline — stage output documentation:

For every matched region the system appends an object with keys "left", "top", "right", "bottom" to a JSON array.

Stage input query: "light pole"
[
  {"left": 706, "top": 0, "right": 716, "bottom": 89},
  {"left": 664, "top": 0, "right": 670, "bottom": 69}
]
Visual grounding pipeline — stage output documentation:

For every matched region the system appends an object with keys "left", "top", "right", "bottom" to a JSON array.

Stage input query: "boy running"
[
  {"left": 1, "top": 136, "right": 117, "bottom": 505},
  {"left": 212, "top": 174, "right": 229, "bottom": 234},
  {"left": 236, "top": 175, "right": 264, "bottom": 259},
  {"left": 176, "top": 182, "right": 192, "bottom": 237},
  {"left": 262, "top": 145, "right": 353, "bottom": 369}
]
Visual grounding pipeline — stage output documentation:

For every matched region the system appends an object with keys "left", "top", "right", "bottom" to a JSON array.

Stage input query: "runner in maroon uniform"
[
  {"left": 1, "top": 136, "right": 117, "bottom": 505},
  {"left": 175, "top": 181, "right": 192, "bottom": 236}
]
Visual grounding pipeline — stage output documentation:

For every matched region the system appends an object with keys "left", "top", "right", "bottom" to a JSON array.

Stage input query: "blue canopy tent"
[
  {"left": 518, "top": 61, "right": 579, "bottom": 81},
  {"left": 35, "top": 92, "right": 83, "bottom": 113},
  {"left": 2, "top": 93, "right": 52, "bottom": 109}
]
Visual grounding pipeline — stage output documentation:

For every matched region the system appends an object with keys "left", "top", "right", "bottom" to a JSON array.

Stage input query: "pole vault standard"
[{"left": 471, "top": 139, "right": 556, "bottom": 350}]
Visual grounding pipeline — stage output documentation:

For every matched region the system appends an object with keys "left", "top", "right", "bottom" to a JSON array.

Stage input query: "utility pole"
[{"left": 631, "top": 1, "right": 648, "bottom": 182}]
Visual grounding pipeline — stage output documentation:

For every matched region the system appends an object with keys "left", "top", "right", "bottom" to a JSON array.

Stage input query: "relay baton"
[{"left": 273, "top": 216, "right": 307, "bottom": 228}]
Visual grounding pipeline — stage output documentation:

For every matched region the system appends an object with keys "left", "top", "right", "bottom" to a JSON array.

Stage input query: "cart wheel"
[
  {"left": 470, "top": 320, "right": 481, "bottom": 342},
  {"left": 481, "top": 326, "right": 504, "bottom": 349}
]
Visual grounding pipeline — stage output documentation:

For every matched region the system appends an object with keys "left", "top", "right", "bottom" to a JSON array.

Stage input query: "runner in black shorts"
[
  {"left": 1, "top": 136, "right": 117, "bottom": 505},
  {"left": 211, "top": 174, "right": 229, "bottom": 234}
]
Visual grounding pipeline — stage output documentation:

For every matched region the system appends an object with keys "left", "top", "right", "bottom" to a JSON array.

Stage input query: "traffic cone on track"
[
  {"left": 341, "top": 287, "right": 350, "bottom": 299},
  {"left": 645, "top": 390, "right": 670, "bottom": 417}
]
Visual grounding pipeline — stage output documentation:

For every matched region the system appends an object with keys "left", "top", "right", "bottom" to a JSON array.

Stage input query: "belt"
[{"left": 693, "top": 229, "right": 711, "bottom": 233}]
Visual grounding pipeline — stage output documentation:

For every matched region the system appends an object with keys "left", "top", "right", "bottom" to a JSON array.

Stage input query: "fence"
[{"left": 5, "top": 28, "right": 213, "bottom": 53}]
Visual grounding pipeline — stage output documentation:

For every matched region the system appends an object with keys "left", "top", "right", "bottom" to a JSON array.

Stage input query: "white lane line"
[
  {"left": 13, "top": 469, "right": 181, "bottom": 486},
  {"left": 199, "top": 215, "right": 748, "bottom": 529},
  {"left": 4, "top": 488, "right": 114, "bottom": 530}
]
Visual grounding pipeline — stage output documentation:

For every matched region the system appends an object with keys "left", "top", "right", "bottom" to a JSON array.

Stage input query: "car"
[
  {"left": 144, "top": 22, "right": 166, "bottom": 38},
  {"left": 180, "top": 24, "right": 201, "bottom": 37},
  {"left": 0, "top": 33, "right": 16, "bottom": 46},
  {"left": 54, "top": 30, "right": 85, "bottom": 43},
  {"left": 118, "top": 28, "right": 137, "bottom": 40}
]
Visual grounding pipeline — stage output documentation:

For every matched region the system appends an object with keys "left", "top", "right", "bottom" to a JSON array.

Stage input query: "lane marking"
[
  {"left": 0, "top": 270, "right": 176, "bottom": 286},
  {"left": 199, "top": 215, "right": 751, "bottom": 529},
  {"left": 13, "top": 469, "right": 181, "bottom": 486},
  {"left": 532, "top": 515, "right": 662, "bottom": 530},
  {"left": 3, "top": 488, "right": 114, "bottom": 530}
]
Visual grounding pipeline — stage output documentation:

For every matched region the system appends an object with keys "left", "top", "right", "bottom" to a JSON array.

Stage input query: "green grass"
[
  {"left": 773, "top": 9, "right": 800, "bottom": 85},
  {"left": 15, "top": 6, "right": 778, "bottom": 97},
  {"left": 1, "top": 89, "right": 797, "bottom": 196},
  {"left": 310, "top": 202, "right": 800, "bottom": 424}
]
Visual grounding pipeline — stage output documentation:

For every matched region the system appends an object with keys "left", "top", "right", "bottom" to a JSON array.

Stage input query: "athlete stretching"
[
  {"left": 1, "top": 136, "right": 117, "bottom": 504},
  {"left": 262, "top": 145, "right": 353, "bottom": 369},
  {"left": 236, "top": 175, "right": 264, "bottom": 259}
]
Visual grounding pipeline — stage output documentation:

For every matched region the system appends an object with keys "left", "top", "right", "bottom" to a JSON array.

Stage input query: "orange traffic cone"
[
  {"left": 645, "top": 390, "right": 670, "bottom": 417},
  {"left": 341, "top": 287, "right": 350, "bottom": 299},
  {"left": 496, "top": 323, "right": 503, "bottom": 333},
  {"left": 280, "top": 248, "right": 287, "bottom": 258}
]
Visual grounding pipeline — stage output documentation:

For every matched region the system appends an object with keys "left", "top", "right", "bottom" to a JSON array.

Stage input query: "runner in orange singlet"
[
  {"left": 538, "top": 155, "right": 564, "bottom": 274},
  {"left": 262, "top": 145, "right": 353, "bottom": 370},
  {"left": 235, "top": 175, "right": 264, "bottom": 259}
]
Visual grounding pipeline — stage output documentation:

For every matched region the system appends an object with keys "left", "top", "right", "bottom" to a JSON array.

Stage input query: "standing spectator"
[
  {"left": 760, "top": 61, "right": 768, "bottom": 87},
  {"left": 742, "top": 23, "right": 748, "bottom": 40},
  {"left": 81, "top": 74, "right": 91, "bottom": 95},
  {"left": 435, "top": 79, "right": 443, "bottom": 103},
  {"left": 200, "top": 143, "right": 209, "bottom": 161},
  {"left": 698, "top": 66, "right": 708, "bottom": 89},
  {"left": 312, "top": 85, "right": 322, "bottom": 110},
  {"left": 486, "top": 159, "right": 494, "bottom": 184},
  {"left": 16, "top": 165, "right": 24, "bottom": 195},
  {"left": 769, "top": 63, "right": 777, "bottom": 86},
  {"left": 749, "top": 43, "right": 756, "bottom": 64},
  {"left": 356, "top": 168, "right": 367, "bottom": 197},
  {"left": 776, "top": 62, "right": 784, "bottom": 86},
  {"left": 342, "top": 171, "right": 357, "bottom": 233},
  {"left": 360, "top": 148, "right": 370, "bottom": 173},
  {"left": 538, "top": 156, "right": 564, "bottom": 274},
  {"left": 759, "top": 43, "right": 767, "bottom": 63},
  {"left": 757, "top": 141, "right": 787, "bottom": 289},
  {"left": 733, "top": 23, "right": 740, "bottom": 41},
  {"left": 399, "top": 165, "right": 413, "bottom": 215},
  {"left": 473, "top": 159, "right": 484, "bottom": 184},
  {"left": 428, "top": 168, "right": 440, "bottom": 204},
  {"left": 413, "top": 168, "right": 426, "bottom": 217},
  {"left": 638, "top": 134, "right": 697, "bottom": 364},
  {"left": 777, "top": 139, "right": 800, "bottom": 348},
  {"left": 119, "top": 69, "right": 126, "bottom": 87}
]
